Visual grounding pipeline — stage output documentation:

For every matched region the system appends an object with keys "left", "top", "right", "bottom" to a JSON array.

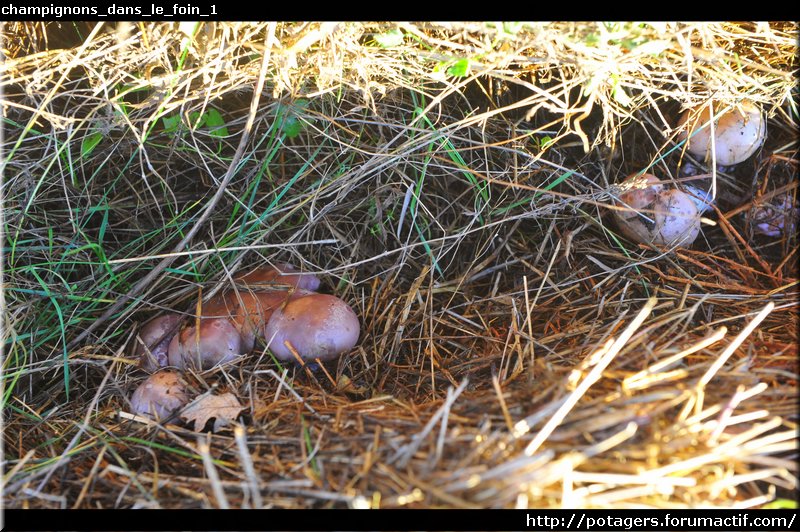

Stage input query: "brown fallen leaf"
[
  {"left": 180, "top": 392, "right": 245, "bottom": 432},
  {"left": 336, "top": 374, "right": 368, "bottom": 395}
]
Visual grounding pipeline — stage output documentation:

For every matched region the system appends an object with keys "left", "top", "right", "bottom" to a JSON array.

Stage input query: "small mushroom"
[
  {"left": 167, "top": 318, "right": 243, "bottom": 370},
  {"left": 746, "top": 192, "right": 798, "bottom": 237},
  {"left": 235, "top": 263, "right": 321, "bottom": 292},
  {"left": 263, "top": 293, "right": 360, "bottom": 362},
  {"left": 613, "top": 173, "right": 701, "bottom": 246},
  {"left": 677, "top": 101, "right": 765, "bottom": 167},
  {"left": 133, "top": 313, "right": 183, "bottom": 372},
  {"left": 130, "top": 370, "right": 190, "bottom": 420}
]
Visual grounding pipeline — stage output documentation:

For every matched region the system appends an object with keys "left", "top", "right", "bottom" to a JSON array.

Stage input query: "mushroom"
[
  {"left": 201, "top": 289, "right": 311, "bottom": 352},
  {"left": 677, "top": 101, "right": 765, "bottom": 167},
  {"left": 746, "top": 192, "right": 798, "bottom": 237},
  {"left": 167, "top": 318, "right": 243, "bottom": 370},
  {"left": 235, "top": 263, "right": 321, "bottom": 292},
  {"left": 130, "top": 369, "right": 190, "bottom": 420},
  {"left": 263, "top": 293, "right": 360, "bottom": 362},
  {"left": 613, "top": 173, "right": 701, "bottom": 246},
  {"left": 133, "top": 313, "right": 183, "bottom": 372}
]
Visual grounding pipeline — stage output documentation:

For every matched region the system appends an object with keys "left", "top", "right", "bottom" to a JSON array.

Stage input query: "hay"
[{"left": 2, "top": 21, "right": 797, "bottom": 509}]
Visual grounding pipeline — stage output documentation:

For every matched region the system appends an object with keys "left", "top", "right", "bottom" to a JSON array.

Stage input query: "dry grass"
[{"left": 2, "top": 21, "right": 797, "bottom": 509}]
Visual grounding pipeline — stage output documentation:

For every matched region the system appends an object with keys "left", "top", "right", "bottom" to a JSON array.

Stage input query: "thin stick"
[
  {"left": 491, "top": 372, "right": 515, "bottom": 434},
  {"left": 198, "top": 436, "right": 229, "bottom": 509},
  {"left": 694, "top": 302, "right": 774, "bottom": 415},
  {"left": 522, "top": 275, "right": 534, "bottom": 375},
  {"left": 107, "top": 239, "right": 338, "bottom": 265},
  {"left": 234, "top": 425, "right": 263, "bottom": 509}
]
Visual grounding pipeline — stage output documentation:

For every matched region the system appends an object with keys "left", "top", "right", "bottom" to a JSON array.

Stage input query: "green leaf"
[
  {"left": 447, "top": 58, "right": 470, "bottom": 78},
  {"left": 281, "top": 100, "right": 310, "bottom": 139},
  {"left": 204, "top": 108, "right": 228, "bottom": 138},
  {"left": 535, "top": 170, "right": 573, "bottom": 199},
  {"left": 188, "top": 110, "right": 205, "bottom": 128},
  {"left": 620, "top": 38, "right": 639, "bottom": 51},
  {"left": 373, "top": 28, "right": 404, "bottom": 48},
  {"left": 283, "top": 116, "right": 303, "bottom": 139},
  {"left": 80, "top": 132, "right": 103, "bottom": 159},
  {"left": 162, "top": 114, "right": 181, "bottom": 134}
]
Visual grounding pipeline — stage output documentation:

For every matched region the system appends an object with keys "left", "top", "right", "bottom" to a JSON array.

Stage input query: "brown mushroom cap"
[
  {"left": 201, "top": 289, "right": 311, "bottom": 352},
  {"left": 613, "top": 174, "right": 700, "bottom": 246},
  {"left": 167, "top": 318, "right": 243, "bottom": 370},
  {"left": 263, "top": 293, "right": 360, "bottom": 362},
  {"left": 235, "top": 263, "right": 321, "bottom": 292},
  {"left": 617, "top": 173, "right": 664, "bottom": 206},
  {"left": 677, "top": 101, "right": 765, "bottom": 166},
  {"left": 130, "top": 370, "right": 189, "bottom": 420},
  {"left": 134, "top": 313, "right": 183, "bottom": 372}
]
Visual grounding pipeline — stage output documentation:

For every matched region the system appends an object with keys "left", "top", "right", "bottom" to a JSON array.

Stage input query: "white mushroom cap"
[
  {"left": 167, "top": 318, "right": 243, "bottom": 370},
  {"left": 613, "top": 173, "right": 701, "bottom": 246},
  {"left": 263, "top": 293, "right": 360, "bottom": 362},
  {"left": 677, "top": 101, "right": 765, "bottom": 166},
  {"left": 652, "top": 189, "right": 702, "bottom": 245},
  {"left": 130, "top": 370, "right": 190, "bottom": 420},
  {"left": 134, "top": 313, "right": 183, "bottom": 372}
]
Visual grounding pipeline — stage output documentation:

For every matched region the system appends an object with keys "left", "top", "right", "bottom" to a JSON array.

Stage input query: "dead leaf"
[
  {"left": 180, "top": 392, "right": 244, "bottom": 432},
  {"left": 336, "top": 374, "right": 368, "bottom": 395}
]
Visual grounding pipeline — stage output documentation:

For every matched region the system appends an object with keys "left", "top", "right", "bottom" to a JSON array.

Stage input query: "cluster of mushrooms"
[
  {"left": 611, "top": 100, "right": 788, "bottom": 247},
  {"left": 129, "top": 264, "right": 360, "bottom": 421}
]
